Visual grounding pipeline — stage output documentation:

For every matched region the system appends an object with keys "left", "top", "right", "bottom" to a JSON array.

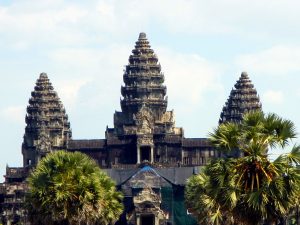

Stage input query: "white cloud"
[
  {"left": 0, "top": 2, "right": 90, "bottom": 49},
  {"left": 47, "top": 45, "right": 130, "bottom": 111},
  {"left": 236, "top": 46, "right": 300, "bottom": 76},
  {"left": 49, "top": 48, "right": 102, "bottom": 68},
  {"left": 0, "top": 106, "right": 25, "bottom": 124},
  {"left": 262, "top": 90, "right": 284, "bottom": 105},
  {"left": 295, "top": 89, "right": 300, "bottom": 99},
  {"left": 157, "top": 47, "right": 223, "bottom": 108},
  {"left": 56, "top": 79, "right": 91, "bottom": 110},
  {"left": 1, "top": 0, "right": 300, "bottom": 51}
]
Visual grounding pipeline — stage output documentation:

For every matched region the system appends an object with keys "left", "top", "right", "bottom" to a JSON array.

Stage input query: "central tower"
[
  {"left": 113, "top": 33, "right": 180, "bottom": 136},
  {"left": 121, "top": 32, "right": 167, "bottom": 120},
  {"left": 107, "top": 33, "right": 183, "bottom": 166}
]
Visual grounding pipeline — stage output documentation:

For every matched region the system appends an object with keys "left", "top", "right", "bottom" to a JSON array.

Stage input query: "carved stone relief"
[
  {"left": 134, "top": 105, "right": 154, "bottom": 135},
  {"left": 137, "top": 135, "right": 153, "bottom": 146}
]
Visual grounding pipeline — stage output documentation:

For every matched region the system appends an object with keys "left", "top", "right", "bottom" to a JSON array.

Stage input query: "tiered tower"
[
  {"left": 107, "top": 33, "right": 183, "bottom": 165},
  {"left": 22, "top": 73, "right": 71, "bottom": 167},
  {"left": 219, "top": 72, "right": 262, "bottom": 124},
  {"left": 121, "top": 32, "right": 167, "bottom": 119},
  {"left": 113, "top": 33, "right": 179, "bottom": 136}
]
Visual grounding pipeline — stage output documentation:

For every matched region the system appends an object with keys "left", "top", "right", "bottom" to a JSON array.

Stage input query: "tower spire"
[
  {"left": 22, "top": 73, "right": 72, "bottom": 167},
  {"left": 219, "top": 72, "right": 262, "bottom": 124},
  {"left": 120, "top": 32, "right": 167, "bottom": 121},
  {"left": 112, "top": 33, "right": 180, "bottom": 136},
  {"left": 138, "top": 32, "right": 147, "bottom": 40}
]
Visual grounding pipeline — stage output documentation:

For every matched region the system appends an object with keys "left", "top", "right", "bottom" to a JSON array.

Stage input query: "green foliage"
[
  {"left": 26, "top": 151, "right": 123, "bottom": 225},
  {"left": 186, "top": 111, "right": 300, "bottom": 225}
]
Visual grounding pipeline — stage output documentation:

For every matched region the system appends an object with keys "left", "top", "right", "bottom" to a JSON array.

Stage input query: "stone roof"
[
  {"left": 5, "top": 167, "right": 29, "bottom": 179},
  {"left": 182, "top": 138, "right": 211, "bottom": 147},
  {"left": 104, "top": 166, "right": 202, "bottom": 186},
  {"left": 68, "top": 139, "right": 106, "bottom": 150},
  {"left": 164, "top": 135, "right": 182, "bottom": 144}
]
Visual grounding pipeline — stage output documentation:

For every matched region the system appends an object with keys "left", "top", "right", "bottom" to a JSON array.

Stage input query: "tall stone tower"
[
  {"left": 114, "top": 32, "right": 176, "bottom": 133},
  {"left": 120, "top": 32, "right": 167, "bottom": 119},
  {"left": 108, "top": 32, "right": 182, "bottom": 165},
  {"left": 22, "top": 73, "right": 72, "bottom": 167},
  {"left": 219, "top": 72, "right": 262, "bottom": 124}
]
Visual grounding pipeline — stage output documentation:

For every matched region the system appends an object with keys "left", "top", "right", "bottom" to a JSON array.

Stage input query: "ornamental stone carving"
[
  {"left": 133, "top": 186, "right": 160, "bottom": 205},
  {"left": 137, "top": 135, "right": 153, "bottom": 146},
  {"left": 34, "top": 122, "right": 51, "bottom": 153},
  {"left": 134, "top": 105, "right": 154, "bottom": 135},
  {"left": 160, "top": 111, "right": 174, "bottom": 124}
]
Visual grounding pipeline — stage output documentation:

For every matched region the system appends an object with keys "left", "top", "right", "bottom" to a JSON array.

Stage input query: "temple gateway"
[{"left": 0, "top": 33, "right": 261, "bottom": 225}]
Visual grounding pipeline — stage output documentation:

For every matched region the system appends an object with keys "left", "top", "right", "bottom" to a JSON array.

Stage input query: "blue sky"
[{"left": 1, "top": 0, "right": 300, "bottom": 180}]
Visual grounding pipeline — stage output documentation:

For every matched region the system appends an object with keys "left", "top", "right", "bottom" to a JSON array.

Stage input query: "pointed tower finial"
[
  {"left": 241, "top": 71, "right": 248, "bottom": 78},
  {"left": 139, "top": 32, "right": 147, "bottom": 40},
  {"left": 113, "top": 32, "right": 174, "bottom": 136},
  {"left": 39, "top": 72, "right": 48, "bottom": 79},
  {"left": 120, "top": 32, "right": 167, "bottom": 116}
]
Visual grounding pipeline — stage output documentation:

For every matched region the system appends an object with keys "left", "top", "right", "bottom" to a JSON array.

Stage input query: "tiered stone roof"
[
  {"left": 121, "top": 32, "right": 167, "bottom": 120},
  {"left": 219, "top": 72, "right": 262, "bottom": 124},
  {"left": 22, "top": 73, "right": 71, "bottom": 166}
]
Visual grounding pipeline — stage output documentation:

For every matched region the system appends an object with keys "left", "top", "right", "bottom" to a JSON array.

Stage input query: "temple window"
[
  {"left": 183, "top": 157, "right": 189, "bottom": 165},
  {"left": 141, "top": 214, "right": 155, "bottom": 225},
  {"left": 140, "top": 146, "right": 151, "bottom": 162}
]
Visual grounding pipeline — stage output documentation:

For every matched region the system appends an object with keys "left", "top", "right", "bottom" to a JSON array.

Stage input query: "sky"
[{"left": 1, "top": 0, "right": 300, "bottom": 181}]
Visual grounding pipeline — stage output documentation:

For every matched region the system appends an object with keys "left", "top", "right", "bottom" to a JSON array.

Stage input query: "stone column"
[
  {"left": 154, "top": 216, "right": 159, "bottom": 225},
  {"left": 136, "top": 215, "right": 140, "bottom": 225},
  {"left": 137, "top": 146, "right": 141, "bottom": 164},
  {"left": 151, "top": 146, "right": 154, "bottom": 163}
]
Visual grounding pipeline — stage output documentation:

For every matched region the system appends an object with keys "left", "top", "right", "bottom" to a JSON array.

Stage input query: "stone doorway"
[
  {"left": 141, "top": 214, "right": 155, "bottom": 225},
  {"left": 140, "top": 146, "right": 151, "bottom": 162}
]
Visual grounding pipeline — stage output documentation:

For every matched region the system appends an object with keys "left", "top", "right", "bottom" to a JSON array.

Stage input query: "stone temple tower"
[
  {"left": 22, "top": 73, "right": 72, "bottom": 167},
  {"left": 219, "top": 72, "right": 262, "bottom": 124},
  {"left": 108, "top": 32, "right": 183, "bottom": 165},
  {"left": 114, "top": 32, "right": 174, "bottom": 132}
]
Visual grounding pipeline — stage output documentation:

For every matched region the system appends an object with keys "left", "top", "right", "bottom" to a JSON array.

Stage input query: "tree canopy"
[
  {"left": 26, "top": 151, "right": 123, "bottom": 225},
  {"left": 185, "top": 111, "right": 300, "bottom": 225}
]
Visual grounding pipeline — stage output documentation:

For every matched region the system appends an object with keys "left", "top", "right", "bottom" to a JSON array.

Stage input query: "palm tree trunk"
[
  {"left": 279, "top": 217, "right": 287, "bottom": 225},
  {"left": 297, "top": 206, "right": 300, "bottom": 225},
  {"left": 265, "top": 220, "right": 276, "bottom": 225}
]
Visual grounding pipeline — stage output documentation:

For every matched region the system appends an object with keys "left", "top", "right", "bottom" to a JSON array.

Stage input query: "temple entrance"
[
  {"left": 141, "top": 214, "right": 155, "bottom": 225},
  {"left": 140, "top": 146, "right": 151, "bottom": 162}
]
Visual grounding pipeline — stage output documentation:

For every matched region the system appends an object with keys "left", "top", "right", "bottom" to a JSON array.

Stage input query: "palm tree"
[
  {"left": 185, "top": 157, "right": 238, "bottom": 225},
  {"left": 26, "top": 151, "right": 123, "bottom": 225},
  {"left": 185, "top": 111, "right": 300, "bottom": 225}
]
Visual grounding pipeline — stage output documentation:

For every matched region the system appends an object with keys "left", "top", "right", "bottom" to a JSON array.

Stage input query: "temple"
[{"left": 0, "top": 33, "right": 262, "bottom": 225}]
